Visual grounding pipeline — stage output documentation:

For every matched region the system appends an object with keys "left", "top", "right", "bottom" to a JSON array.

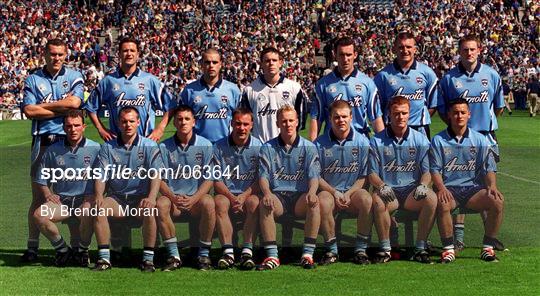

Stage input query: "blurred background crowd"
[{"left": 0, "top": 0, "right": 538, "bottom": 113}]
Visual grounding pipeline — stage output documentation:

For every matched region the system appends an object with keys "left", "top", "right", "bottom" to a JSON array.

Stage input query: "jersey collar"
[
  {"left": 277, "top": 135, "right": 300, "bottom": 148},
  {"left": 260, "top": 74, "right": 285, "bottom": 88},
  {"left": 329, "top": 128, "right": 354, "bottom": 144},
  {"left": 392, "top": 59, "right": 417, "bottom": 74},
  {"left": 446, "top": 127, "right": 470, "bottom": 144},
  {"left": 228, "top": 134, "right": 252, "bottom": 153},
  {"left": 200, "top": 77, "right": 223, "bottom": 92},
  {"left": 64, "top": 137, "right": 87, "bottom": 152},
  {"left": 457, "top": 62, "right": 481, "bottom": 77},
  {"left": 116, "top": 134, "right": 140, "bottom": 150},
  {"left": 386, "top": 126, "right": 410, "bottom": 144},
  {"left": 174, "top": 133, "right": 197, "bottom": 150},
  {"left": 333, "top": 67, "right": 359, "bottom": 81},
  {"left": 42, "top": 66, "right": 66, "bottom": 80},
  {"left": 118, "top": 67, "right": 141, "bottom": 80}
]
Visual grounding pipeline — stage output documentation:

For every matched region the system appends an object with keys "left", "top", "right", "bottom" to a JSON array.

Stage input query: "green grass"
[{"left": 0, "top": 111, "right": 539, "bottom": 295}]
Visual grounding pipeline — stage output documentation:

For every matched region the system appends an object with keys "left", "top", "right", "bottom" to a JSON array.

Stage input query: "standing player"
[
  {"left": 33, "top": 110, "right": 99, "bottom": 267},
  {"left": 257, "top": 105, "right": 321, "bottom": 270},
  {"left": 180, "top": 48, "right": 241, "bottom": 143},
  {"left": 84, "top": 36, "right": 173, "bottom": 142},
  {"left": 92, "top": 107, "right": 162, "bottom": 272},
  {"left": 213, "top": 108, "right": 262, "bottom": 270},
  {"left": 155, "top": 105, "right": 215, "bottom": 271},
  {"left": 430, "top": 99, "right": 504, "bottom": 263},
  {"left": 373, "top": 32, "right": 439, "bottom": 138},
  {"left": 368, "top": 96, "right": 436, "bottom": 264},
  {"left": 309, "top": 36, "right": 384, "bottom": 141},
  {"left": 240, "top": 47, "right": 309, "bottom": 143},
  {"left": 526, "top": 74, "right": 539, "bottom": 117},
  {"left": 21, "top": 38, "right": 85, "bottom": 262},
  {"left": 315, "top": 100, "right": 372, "bottom": 265},
  {"left": 437, "top": 34, "right": 505, "bottom": 249}
]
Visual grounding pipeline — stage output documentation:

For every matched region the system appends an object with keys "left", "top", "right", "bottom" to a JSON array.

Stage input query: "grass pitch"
[{"left": 0, "top": 111, "right": 539, "bottom": 295}]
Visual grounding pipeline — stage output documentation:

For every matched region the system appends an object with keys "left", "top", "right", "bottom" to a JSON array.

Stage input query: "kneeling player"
[
  {"left": 315, "top": 101, "right": 372, "bottom": 265},
  {"left": 369, "top": 96, "right": 436, "bottom": 263},
  {"left": 33, "top": 110, "right": 99, "bottom": 266},
  {"left": 156, "top": 105, "right": 216, "bottom": 271},
  {"left": 258, "top": 105, "right": 321, "bottom": 270},
  {"left": 430, "top": 99, "right": 504, "bottom": 263},
  {"left": 213, "top": 108, "right": 262, "bottom": 270},
  {"left": 92, "top": 107, "right": 161, "bottom": 272}
]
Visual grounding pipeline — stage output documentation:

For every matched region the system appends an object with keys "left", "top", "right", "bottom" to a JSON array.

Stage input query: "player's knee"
[
  {"left": 424, "top": 191, "right": 437, "bottom": 208},
  {"left": 200, "top": 195, "right": 215, "bottom": 214},
  {"left": 156, "top": 196, "right": 171, "bottom": 214},
  {"left": 355, "top": 189, "right": 372, "bottom": 207},
  {"left": 244, "top": 195, "right": 259, "bottom": 213},
  {"left": 436, "top": 202, "right": 452, "bottom": 215},
  {"left": 214, "top": 195, "right": 230, "bottom": 214}
]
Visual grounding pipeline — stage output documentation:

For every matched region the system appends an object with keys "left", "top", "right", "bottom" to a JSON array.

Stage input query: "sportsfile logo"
[{"left": 40, "top": 164, "right": 240, "bottom": 183}]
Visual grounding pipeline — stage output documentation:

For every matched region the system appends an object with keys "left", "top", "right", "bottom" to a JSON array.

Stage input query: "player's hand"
[
  {"left": 98, "top": 128, "right": 116, "bottom": 142},
  {"left": 148, "top": 128, "right": 164, "bottom": 142},
  {"left": 262, "top": 194, "right": 275, "bottom": 210},
  {"left": 413, "top": 184, "right": 429, "bottom": 201},
  {"left": 139, "top": 198, "right": 156, "bottom": 209},
  {"left": 306, "top": 192, "right": 319, "bottom": 208},
  {"left": 333, "top": 190, "right": 346, "bottom": 209},
  {"left": 178, "top": 195, "right": 196, "bottom": 211},
  {"left": 342, "top": 191, "right": 351, "bottom": 207},
  {"left": 95, "top": 196, "right": 105, "bottom": 209},
  {"left": 487, "top": 186, "right": 504, "bottom": 201},
  {"left": 378, "top": 184, "right": 396, "bottom": 204},
  {"left": 45, "top": 193, "right": 61, "bottom": 205},
  {"left": 232, "top": 194, "right": 245, "bottom": 214},
  {"left": 437, "top": 187, "right": 453, "bottom": 204}
]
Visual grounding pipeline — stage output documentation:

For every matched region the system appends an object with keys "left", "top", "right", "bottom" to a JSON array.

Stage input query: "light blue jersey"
[
  {"left": 374, "top": 60, "right": 438, "bottom": 126},
  {"left": 213, "top": 135, "right": 262, "bottom": 194},
  {"left": 437, "top": 63, "right": 504, "bottom": 132},
  {"left": 311, "top": 68, "right": 382, "bottom": 135},
  {"left": 97, "top": 135, "right": 161, "bottom": 197},
  {"left": 430, "top": 128, "right": 496, "bottom": 187},
  {"left": 84, "top": 68, "right": 173, "bottom": 136},
  {"left": 315, "top": 129, "right": 369, "bottom": 192},
  {"left": 259, "top": 136, "right": 320, "bottom": 193},
  {"left": 23, "top": 66, "right": 84, "bottom": 136},
  {"left": 35, "top": 138, "right": 100, "bottom": 196},
  {"left": 180, "top": 78, "right": 241, "bottom": 143},
  {"left": 369, "top": 127, "right": 430, "bottom": 188},
  {"left": 159, "top": 134, "right": 213, "bottom": 196}
]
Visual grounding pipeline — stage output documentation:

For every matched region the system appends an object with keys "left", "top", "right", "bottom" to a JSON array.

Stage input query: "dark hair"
[
  {"left": 458, "top": 34, "right": 481, "bottom": 49},
  {"left": 333, "top": 37, "right": 356, "bottom": 53},
  {"left": 45, "top": 38, "right": 67, "bottom": 53},
  {"left": 173, "top": 104, "right": 195, "bottom": 117},
  {"left": 232, "top": 107, "right": 253, "bottom": 121},
  {"left": 260, "top": 47, "right": 282, "bottom": 62},
  {"left": 63, "top": 109, "right": 85, "bottom": 124},
  {"left": 118, "top": 106, "right": 140, "bottom": 119},
  {"left": 118, "top": 36, "right": 140, "bottom": 52},
  {"left": 394, "top": 32, "right": 416, "bottom": 44},
  {"left": 448, "top": 98, "right": 469, "bottom": 111}
]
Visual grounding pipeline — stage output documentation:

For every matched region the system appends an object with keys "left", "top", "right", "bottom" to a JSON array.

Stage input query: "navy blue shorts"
[
  {"left": 110, "top": 194, "right": 145, "bottom": 209},
  {"left": 59, "top": 195, "right": 85, "bottom": 211},
  {"left": 393, "top": 185, "right": 416, "bottom": 207},
  {"left": 30, "top": 134, "right": 65, "bottom": 177},
  {"left": 275, "top": 191, "right": 303, "bottom": 216},
  {"left": 447, "top": 185, "right": 484, "bottom": 208}
]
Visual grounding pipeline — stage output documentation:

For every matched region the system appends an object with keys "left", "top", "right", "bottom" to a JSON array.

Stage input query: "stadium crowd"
[{"left": 0, "top": 0, "right": 538, "bottom": 108}]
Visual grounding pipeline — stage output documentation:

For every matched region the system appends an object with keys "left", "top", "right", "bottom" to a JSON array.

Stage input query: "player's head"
[
  {"left": 329, "top": 100, "right": 352, "bottom": 136},
  {"left": 388, "top": 95, "right": 410, "bottom": 130},
  {"left": 393, "top": 32, "right": 417, "bottom": 65},
  {"left": 118, "top": 106, "right": 140, "bottom": 138},
  {"left": 44, "top": 38, "right": 67, "bottom": 74},
  {"left": 260, "top": 47, "right": 283, "bottom": 77},
  {"left": 458, "top": 34, "right": 481, "bottom": 66},
  {"left": 447, "top": 98, "right": 470, "bottom": 130},
  {"left": 173, "top": 104, "right": 196, "bottom": 137},
  {"left": 63, "top": 110, "right": 86, "bottom": 144},
  {"left": 334, "top": 37, "right": 357, "bottom": 75},
  {"left": 118, "top": 36, "right": 140, "bottom": 68},
  {"left": 276, "top": 105, "right": 298, "bottom": 138},
  {"left": 201, "top": 48, "right": 222, "bottom": 80},
  {"left": 231, "top": 107, "right": 253, "bottom": 142}
]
